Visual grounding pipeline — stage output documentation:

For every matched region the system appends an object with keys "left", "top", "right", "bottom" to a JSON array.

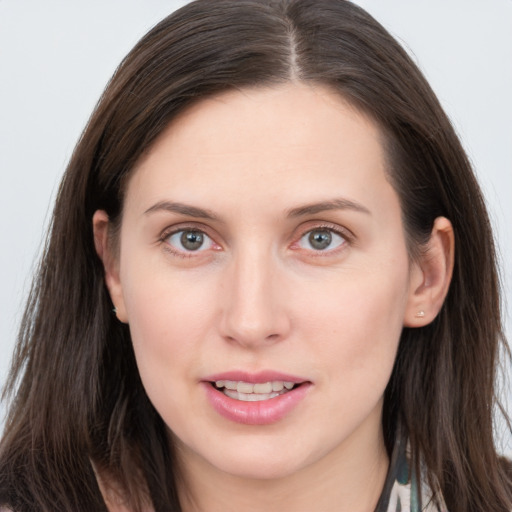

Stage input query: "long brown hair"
[{"left": 1, "top": 1, "right": 510, "bottom": 511}]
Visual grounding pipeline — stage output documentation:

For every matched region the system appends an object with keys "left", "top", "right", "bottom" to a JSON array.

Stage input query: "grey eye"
[
  {"left": 298, "top": 229, "right": 345, "bottom": 251},
  {"left": 167, "top": 230, "right": 213, "bottom": 252},
  {"left": 181, "top": 231, "right": 204, "bottom": 250},
  {"left": 308, "top": 230, "right": 332, "bottom": 250}
]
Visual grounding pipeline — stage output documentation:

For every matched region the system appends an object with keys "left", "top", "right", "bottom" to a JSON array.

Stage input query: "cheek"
[
  {"left": 119, "top": 261, "right": 218, "bottom": 387},
  {"left": 120, "top": 272, "right": 221, "bottom": 438},
  {"left": 287, "top": 273, "right": 407, "bottom": 451},
  {"left": 298, "top": 264, "right": 409, "bottom": 389}
]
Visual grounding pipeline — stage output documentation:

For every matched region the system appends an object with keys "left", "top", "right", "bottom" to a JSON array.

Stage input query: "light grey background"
[{"left": 1, "top": 1, "right": 511, "bottom": 449}]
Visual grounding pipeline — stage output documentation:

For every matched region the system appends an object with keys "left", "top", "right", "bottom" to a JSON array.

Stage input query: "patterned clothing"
[{"left": 377, "top": 435, "right": 448, "bottom": 512}]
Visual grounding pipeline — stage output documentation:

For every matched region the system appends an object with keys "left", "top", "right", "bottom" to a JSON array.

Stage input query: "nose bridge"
[{"left": 220, "top": 240, "right": 288, "bottom": 347}]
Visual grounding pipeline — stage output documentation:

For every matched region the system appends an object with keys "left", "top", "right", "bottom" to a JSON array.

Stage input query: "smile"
[
  {"left": 203, "top": 372, "right": 311, "bottom": 425},
  {"left": 213, "top": 380, "right": 296, "bottom": 401}
]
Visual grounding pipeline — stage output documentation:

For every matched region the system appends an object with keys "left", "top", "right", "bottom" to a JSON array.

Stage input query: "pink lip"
[
  {"left": 202, "top": 371, "right": 312, "bottom": 425},
  {"left": 204, "top": 370, "right": 306, "bottom": 384}
]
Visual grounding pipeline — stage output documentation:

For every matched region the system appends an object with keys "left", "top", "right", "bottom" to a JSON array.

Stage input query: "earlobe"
[
  {"left": 92, "top": 210, "right": 128, "bottom": 323},
  {"left": 403, "top": 216, "right": 454, "bottom": 327}
]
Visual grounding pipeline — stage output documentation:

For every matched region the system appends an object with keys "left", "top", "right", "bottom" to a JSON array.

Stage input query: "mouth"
[
  {"left": 202, "top": 372, "right": 311, "bottom": 424},
  {"left": 211, "top": 379, "right": 300, "bottom": 402}
]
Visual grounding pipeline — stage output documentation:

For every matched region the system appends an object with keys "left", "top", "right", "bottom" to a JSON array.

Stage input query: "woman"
[{"left": 0, "top": 1, "right": 510, "bottom": 511}]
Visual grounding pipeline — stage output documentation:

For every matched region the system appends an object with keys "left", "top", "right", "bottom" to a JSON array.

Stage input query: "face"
[{"left": 102, "top": 84, "right": 423, "bottom": 482}]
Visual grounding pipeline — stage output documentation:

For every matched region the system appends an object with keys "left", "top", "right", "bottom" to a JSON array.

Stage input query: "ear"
[
  {"left": 93, "top": 210, "right": 128, "bottom": 323},
  {"left": 403, "top": 216, "right": 454, "bottom": 327}
]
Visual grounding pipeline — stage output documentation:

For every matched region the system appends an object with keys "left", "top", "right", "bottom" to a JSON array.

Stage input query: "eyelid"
[
  {"left": 169, "top": 230, "right": 214, "bottom": 251},
  {"left": 159, "top": 223, "right": 222, "bottom": 256},
  {"left": 157, "top": 220, "right": 354, "bottom": 257},
  {"left": 290, "top": 222, "right": 354, "bottom": 253},
  {"left": 159, "top": 220, "right": 216, "bottom": 239}
]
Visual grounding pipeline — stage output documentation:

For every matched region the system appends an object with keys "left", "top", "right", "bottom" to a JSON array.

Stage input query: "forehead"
[
  {"left": 125, "top": 83, "right": 394, "bottom": 220},
  {"left": 141, "top": 83, "right": 382, "bottom": 162}
]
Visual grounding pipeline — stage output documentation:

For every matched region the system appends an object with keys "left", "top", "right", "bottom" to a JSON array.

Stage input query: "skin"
[{"left": 94, "top": 83, "right": 454, "bottom": 512}]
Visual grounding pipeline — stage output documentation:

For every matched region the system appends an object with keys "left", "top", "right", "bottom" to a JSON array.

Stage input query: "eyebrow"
[
  {"left": 144, "top": 201, "right": 219, "bottom": 221},
  {"left": 286, "top": 198, "right": 371, "bottom": 218},
  {"left": 143, "top": 197, "right": 370, "bottom": 221}
]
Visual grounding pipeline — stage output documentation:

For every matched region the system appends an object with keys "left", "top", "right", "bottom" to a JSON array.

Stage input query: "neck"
[{"left": 176, "top": 420, "right": 389, "bottom": 512}]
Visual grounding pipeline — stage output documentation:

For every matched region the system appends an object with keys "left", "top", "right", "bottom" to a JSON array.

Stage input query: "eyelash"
[
  {"left": 159, "top": 224, "right": 218, "bottom": 259},
  {"left": 159, "top": 223, "right": 353, "bottom": 258},
  {"left": 292, "top": 223, "right": 351, "bottom": 255}
]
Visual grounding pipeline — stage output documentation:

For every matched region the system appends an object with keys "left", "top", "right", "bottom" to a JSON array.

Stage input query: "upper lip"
[{"left": 203, "top": 370, "right": 309, "bottom": 384}]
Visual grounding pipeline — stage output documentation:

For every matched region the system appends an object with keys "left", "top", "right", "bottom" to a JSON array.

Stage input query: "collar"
[{"left": 375, "top": 434, "right": 448, "bottom": 512}]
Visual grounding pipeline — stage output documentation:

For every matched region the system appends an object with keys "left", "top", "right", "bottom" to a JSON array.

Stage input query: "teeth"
[
  {"left": 237, "top": 381, "right": 254, "bottom": 393},
  {"left": 272, "top": 381, "right": 284, "bottom": 391},
  {"left": 253, "top": 382, "right": 272, "bottom": 393},
  {"left": 214, "top": 380, "right": 297, "bottom": 397},
  {"left": 215, "top": 380, "right": 238, "bottom": 390},
  {"left": 223, "top": 389, "right": 283, "bottom": 401}
]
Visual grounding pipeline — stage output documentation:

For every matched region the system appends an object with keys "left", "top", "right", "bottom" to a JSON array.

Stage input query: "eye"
[
  {"left": 297, "top": 228, "right": 346, "bottom": 252},
  {"left": 166, "top": 229, "right": 215, "bottom": 253}
]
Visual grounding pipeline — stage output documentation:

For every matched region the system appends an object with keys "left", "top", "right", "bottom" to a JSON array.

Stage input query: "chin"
[
  {"left": 208, "top": 434, "right": 323, "bottom": 480},
  {"left": 215, "top": 453, "right": 303, "bottom": 481}
]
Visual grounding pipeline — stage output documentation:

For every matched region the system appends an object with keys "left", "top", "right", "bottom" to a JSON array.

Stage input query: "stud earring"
[
  {"left": 415, "top": 310, "right": 425, "bottom": 318},
  {"left": 113, "top": 307, "right": 118, "bottom": 315}
]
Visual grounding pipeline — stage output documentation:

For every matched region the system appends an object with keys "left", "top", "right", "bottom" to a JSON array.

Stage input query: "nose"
[{"left": 219, "top": 246, "right": 291, "bottom": 349}]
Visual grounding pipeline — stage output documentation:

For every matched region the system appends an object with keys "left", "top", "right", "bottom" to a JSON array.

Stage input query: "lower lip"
[{"left": 202, "top": 382, "right": 312, "bottom": 425}]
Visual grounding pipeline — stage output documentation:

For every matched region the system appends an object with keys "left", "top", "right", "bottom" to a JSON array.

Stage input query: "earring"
[
  {"left": 113, "top": 307, "right": 118, "bottom": 315},
  {"left": 415, "top": 310, "right": 425, "bottom": 318}
]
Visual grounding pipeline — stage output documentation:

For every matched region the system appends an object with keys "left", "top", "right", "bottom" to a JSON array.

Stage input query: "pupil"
[
  {"left": 309, "top": 230, "right": 331, "bottom": 250},
  {"left": 181, "top": 231, "right": 204, "bottom": 250}
]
